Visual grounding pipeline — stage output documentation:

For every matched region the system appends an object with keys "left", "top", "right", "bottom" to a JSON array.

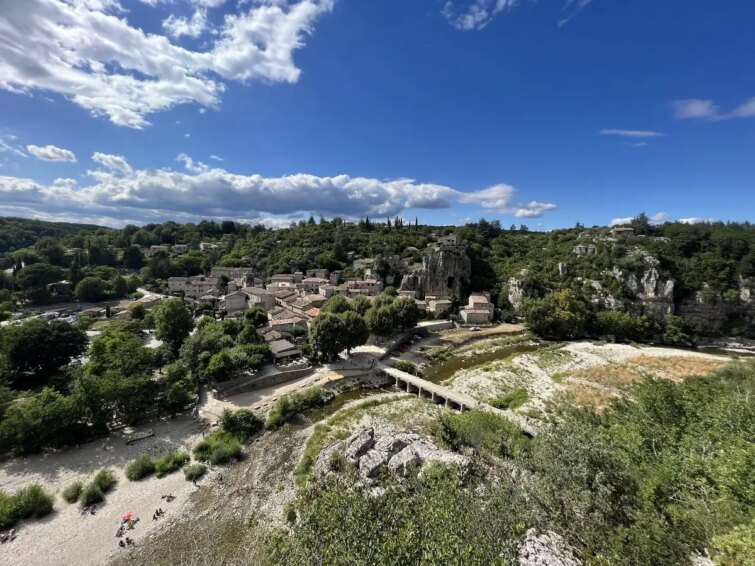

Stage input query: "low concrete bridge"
[
  {"left": 380, "top": 364, "right": 482, "bottom": 411},
  {"left": 378, "top": 363, "right": 537, "bottom": 436}
]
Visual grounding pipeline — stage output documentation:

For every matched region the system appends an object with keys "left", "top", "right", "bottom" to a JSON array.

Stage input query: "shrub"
[
  {"left": 79, "top": 483, "right": 104, "bottom": 506},
  {"left": 393, "top": 359, "right": 418, "bottom": 375},
  {"left": 0, "top": 490, "right": 15, "bottom": 529},
  {"left": 266, "top": 387, "right": 331, "bottom": 429},
  {"left": 193, "top": 431, "right": 243, "bottom": 465},
  {"left": 92, "top": 468, "right": 118, "bottom": 493},
  {"left": 13, "top": 484, "right": 55, "bottom": 520},
  {"left": 184, "top": 463, "right": 207, "bottom": 482},
  {"left": 125, "top": 454, "right": 156, "bottom": 481},
  {"left": 62, "top": 481, "right": 84, "bottom": 503},
  {"left": 154, "top": 450, "right": 190, "bottom": 478},
  {"left": 220, "top": 408, "right": 264, "bottom": 441},
  {"left": 438, "top": 410, "right": 527, "bottom": 458},
  {"left": 489, "top": 388, "right": 529, "bottom": 410}
]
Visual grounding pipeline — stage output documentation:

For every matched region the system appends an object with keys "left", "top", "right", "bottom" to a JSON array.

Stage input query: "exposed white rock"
[
  {"left": 518, "top": 528, "right": 582, "bottom": 566},
  {"left": 345, "top": 427, "right": 375, "bottom": 462},
  {"left": 316, "top": 426, "right": 470, "bottom": 484}
]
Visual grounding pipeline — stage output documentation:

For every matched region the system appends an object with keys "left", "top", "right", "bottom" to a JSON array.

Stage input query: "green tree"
[
  {"left": 88, "top": 331, "right": 153, "bottom": 377},
  {"left": 34, "top": 237, "right": 66, "bottom": 266},
  {"left": 339, "top": 311, "right": 369, "bottom": 354},
  {"left": 350, "top": 294, "right": 372, "bottom": 316},
  {"left": 1, "top": 319, "right": 87, "bottom": 388},
  {"left": 521, "top": 289, "right": 589, "bottom": 340},
  {"left": 365, "top": 306, "right": 395, "bottom": 337},
  {"left": 151, "top": 298, "right": 194, "bottom": 354},
  {"left": 121, "top": 245, "right": 144, "bottom": 270},
  {"left": 309, "top": 313, "right": 346, "bottom": 361},
  {"left": 15, "top": 263, "right": 64, "bottom": 290},
  {"left": 243, "top": 307, "right": 268, "bottom": 328},
  {"left": 75, "top": 276, "right": 107, "bottom": 301},
  {"left": 391, "top": 296, "right": 420, "bottom": 330},
  {"left": 320, "top": 295, "right": 352, "bottom": 314}
]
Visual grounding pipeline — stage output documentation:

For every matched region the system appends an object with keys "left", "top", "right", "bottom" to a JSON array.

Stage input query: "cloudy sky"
[{"left": 0, "top": 0, "right": 753, "bottom": 228}]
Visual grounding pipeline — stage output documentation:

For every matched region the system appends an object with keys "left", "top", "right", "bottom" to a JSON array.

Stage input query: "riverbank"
[{"left": 0, "top": 416, "right": 206, "bottom": 566}]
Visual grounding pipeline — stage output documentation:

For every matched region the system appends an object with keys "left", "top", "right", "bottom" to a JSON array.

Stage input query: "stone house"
[
  {"left": 300, "top": 277, "right": 329, "bottom": 294},
  {"left": 427, "top": 298, "right": 452, "bottom": 317},
  {"left": 243, "top": 287, "right": 276, "bottom": 311},
  {"left": 460, "top": 293, "right": 494, "bottom": 324},
  {"left": 221, "top": 290, "right": 248, "bottom": 315}
]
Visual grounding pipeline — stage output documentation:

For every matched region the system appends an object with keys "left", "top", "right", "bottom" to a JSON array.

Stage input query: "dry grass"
[
  {"left": 560, "top": 355, "right": 726, "bottom": 390},
  {"left": 624, "top": 355, "right": 725, "bottom": 382},
  {"left": 554, "top": 385, "right": 620, "bottom": 413},
  {"left": 441, "top": 323, "right": 526, "bottom": 345}
]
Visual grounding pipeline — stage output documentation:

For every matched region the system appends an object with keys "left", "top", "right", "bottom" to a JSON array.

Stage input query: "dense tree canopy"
[
  {"left": 0, "top": 319, "right": 87, "bottom": 388},
  {"left": 150, "top": 298, "right": 194, "bottom": 353}
]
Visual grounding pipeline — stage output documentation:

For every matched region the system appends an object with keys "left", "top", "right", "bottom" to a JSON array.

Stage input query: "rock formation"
[
  {"left": 399, "top": 247, "right": 471, "bottom": 299},
  {"left": 518, "top": 529, "right": 582, "bottom": 566},
  {"left": 315, "top": 426, "right": 469, "bottom": 484}
]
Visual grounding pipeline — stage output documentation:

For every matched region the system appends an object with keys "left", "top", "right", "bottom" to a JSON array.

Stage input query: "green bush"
[
  {"left": 62, "top": 481, "right": 84, "bottom": 503},
  {"left": 0, "top": 490, "right": 15, "bottom": 529},
  {"left": 438, "top": 410, "right": 527, "bottom": 458},
  {"left": 393, "top": 359, "right": 418, "bottom": 375},
  {"left": 184, "top": 463, "right": 207, "bottom": 482},
  {"left": 193, "top": 431, "right": 243, "bottom": 465},
  {"left": 92, "top": 468, "right": 118, "bottom": 493},
  {"left": 125, "top": 454, "right": 156, "bottom": 481},
  {"left": 13, "top": 484, "right": 55, "bottom": 520},
  {"left": 0, "top": 485, "right": 55, "bottom": 529},
  {"left": 266, "top": 387, "right": 331, "bottom": 429},
  {"left": 220, "top": 408, "right": 264, "bottom": 441},
  {"left": 154, "top": 450, "right": 190, "bottom": 478},
  {"left": 489, "top": 388, "right": 529, "bottom": 410},
  {"left": 79, "top": 483, "right": 104, "bottom": 506}
]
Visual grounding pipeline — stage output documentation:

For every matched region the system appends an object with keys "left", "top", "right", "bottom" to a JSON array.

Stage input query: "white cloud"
[
  {"left": 0, "top": 0, "right": 334, "bottom": 128},
  {"left": 559, "top": 0, "right": 593, "bottom": 27},
  {"left": 611, "top": 213, "right": 711, "bottom": 227},
  {"left": 26, "top": 144, "right": 77, "bottom": 162},
  {"left": 209, "top": 154, "right": 224, "bottom": 161},
  {"left": 609, "top": 216, "right": 634, "bottom": 227},
  {"left": 672, "top": 96, "right": 755, "bottom": 121},
  {"left": 163, "top": 9, "right": 208, "bottom": 39},
  {"left": 0, "top": 160, "right": 557, "bottom": 227},
  {"left": 629, "top": 142, "right": 649, "bottom": 148},
  {"left": 442, "top": 0, "right": 520, "bottom": 31},
  {"left": 176, "top": 152, "right": 209, "bottom": 173},
  {"left": 649, "top": 212, "right": 670, "bottom": 224},
  {"left": 53, "top": 177, "right": 77, "bottom": 188},
  {"left": 672, "top": 99, "right": 721, "bottom": 121},
  {"left": 728, "top": 97, "right": 755, "bottom": 119},
  {"left": 92, "top": 152, "right": 132, "bottom": 173},
  {"left": 677, "top": 217, "right": 715, "bottom": 225},
  {"left": 443, "top": 0, "right": 594, "bottom": 31},
  {"left": 0, "top": 134, "right": 27, "bottom": 158},
  {"left": 600, "top": 129, "right": 664, "bottom": 138}
]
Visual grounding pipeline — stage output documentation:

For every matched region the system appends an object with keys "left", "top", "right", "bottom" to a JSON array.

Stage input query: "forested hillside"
[{"left": 1, "top": 214, "right": 753, "bottom": 337}]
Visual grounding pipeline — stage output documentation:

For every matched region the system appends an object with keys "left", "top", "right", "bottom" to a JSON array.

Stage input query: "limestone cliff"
[{"left": 399, "top": 246, "right": 471, "bottom": 299}]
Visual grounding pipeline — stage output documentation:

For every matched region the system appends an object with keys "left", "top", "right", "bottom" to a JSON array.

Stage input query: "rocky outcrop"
[
  {"left": 677, "top": 279, "right": 755, "bottom": 336},
  {"left": 625, "top": 267, "right": 675, "bottom": 316},
  {"left": 518, "top": 529, "right": 582, "bottom": 566},
  {"left": 400, "top": 247, "right": 471, "bottom": 299},
  {"left": 316, "top": 426, "right": 469, "bottom": 484},
  {"left": 507, "top": 269, "right": 542, "bottom": 310}
]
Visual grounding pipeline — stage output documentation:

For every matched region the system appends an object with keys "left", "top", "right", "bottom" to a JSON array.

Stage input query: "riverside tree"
[
  {"left": 339, "top": 311, "right": 370, "bottom": 355},
  {"left": 150, "top": 297, "right": 194, "bottom": 354},
  {"left": 309, "top": 313, "right": 345, "bottom": 361}
]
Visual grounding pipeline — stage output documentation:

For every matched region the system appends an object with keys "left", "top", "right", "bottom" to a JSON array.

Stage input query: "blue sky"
[{"left": 0, "top": 0, "right": 753, "bottom": 229}]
